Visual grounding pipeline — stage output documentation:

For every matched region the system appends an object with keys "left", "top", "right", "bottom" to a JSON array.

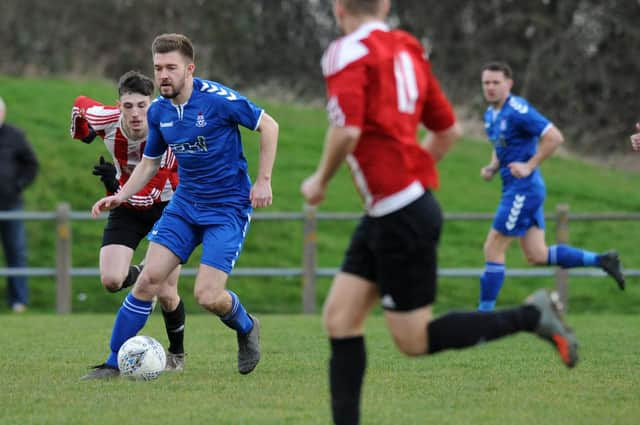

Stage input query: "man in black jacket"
[{"left": 0, "top": 97, "right": 39, "bottom": 312}]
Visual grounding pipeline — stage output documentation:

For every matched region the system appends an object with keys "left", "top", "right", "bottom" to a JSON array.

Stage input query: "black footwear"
[
  {"left": 80, "top": 363, "right": 120, "bottom": 380},
  {"left": 165, "top": 352, "right": 186, "bottom": 372},
  {"left": 525, "top": 289, "right": 579, "bottom": 368},
  {"left": 599, "top": 251, "right": 625, "bottom": 290},
  {"left": 237, "top": 315, "right": 260, "bottom": 375}
]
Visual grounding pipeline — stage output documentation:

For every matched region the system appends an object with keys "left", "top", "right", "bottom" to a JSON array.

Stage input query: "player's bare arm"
[
  {"left": 301, "top": 125, "right": 360, "bottom": 206},
  {"left": 421, "top": 122, "right": 462, "bottom": 162},
  {"left": 508, "top": 125, "right": 563, "bottom": 179},
  {"left": 91, "top": 156, "right": 161, "bottom": 217},
  {"left": 250, "top": 112, "right": 279, "bottom": 209},
  {"left": 481, "top": 149, "right": 500, "bottom": 181}
]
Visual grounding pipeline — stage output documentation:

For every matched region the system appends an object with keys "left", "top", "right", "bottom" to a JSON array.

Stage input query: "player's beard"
[
  {"left": 160, "top": 83, "right": 180, "bottom": 99},
  {"left": 160, "top": 76, "right": 186, "bottom": 99},
  {"left": 485, "top": 95, "right": 501, "bottom": 108}
]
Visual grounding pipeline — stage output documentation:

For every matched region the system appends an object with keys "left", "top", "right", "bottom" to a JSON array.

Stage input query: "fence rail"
[{"left": 1, "top": 203, "right": 638, "bottom": 314}]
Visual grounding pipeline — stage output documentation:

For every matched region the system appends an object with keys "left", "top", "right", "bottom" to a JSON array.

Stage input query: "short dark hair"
[
  {"left": 151, "top": 33, "right": 195, "bottom": 63},
  {"left": 482, "top": 61, "right": 513, "bottom": 79},
  {"left": 340, "top": 0, "right": 384, "bottom": 15},
  {"left": 117, "top": 71, "right": 155, "bottom": 97}
]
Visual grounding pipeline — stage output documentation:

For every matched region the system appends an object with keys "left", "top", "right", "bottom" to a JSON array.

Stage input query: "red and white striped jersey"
[
  {"left": 322, "top": 22, "right": 456, "bottom": 216},
  {"left": 70, "top": 96, "right": 178, "bottom": 209}
]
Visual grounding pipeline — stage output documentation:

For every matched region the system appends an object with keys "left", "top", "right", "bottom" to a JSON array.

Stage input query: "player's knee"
[
  {"left": 393, "top": 334, "right": 427, "bottom": 357},
  {"left": 323, "top": 310, "right": 364, "bottom": 338},
  {"left": 525, "top": 251, "right": 547, "bottom": 266},
  {"left": 194, "top": 288, "right": 227, "bottom": 314},
  {"left": 323, "top": 302, "right": 349, "bottom": 336},
  {"left": 524, "top": 256, "right": 538, "bottom": 266},
  {"left": 100, "top": 274, "right": 124, "bottom": 293},
  {"left": 482, "top": 242, "right": 492, "bottom": 258},
  {"left": 323, "top": 313, "right": 341, "bottom": 336},
  {"left": 193, "top": 287, "right": 209, "bottom": 306},
  {"left": 157, "top": 287, "right": 180, "bottom": 311},
  {"left": 398, "top": 345, "right": 425, "bottom": 357},
  {"left": 136, "top": 269, "right": 165, "bottom": 289},
  {"left": 483, "top": 240, "right": 500, "bottom": 260}
]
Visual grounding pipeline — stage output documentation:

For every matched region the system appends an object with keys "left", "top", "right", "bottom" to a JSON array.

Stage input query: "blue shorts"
[
  {"left": 148, "top": 195, "right": 252, "bottom": 273},
  {"left": 492, "top": 187, "right": 545, "bottom": 237}
]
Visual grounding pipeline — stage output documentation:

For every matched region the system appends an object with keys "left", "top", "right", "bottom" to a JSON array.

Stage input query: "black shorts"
[
  {"left": 341, "top": 192, "right": 442, "bottom": 311},
  {"left": 102, "top": 202, "right": 168, "bottom": 250}
]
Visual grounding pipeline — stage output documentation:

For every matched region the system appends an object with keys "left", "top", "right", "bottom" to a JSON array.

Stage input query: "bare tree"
[{"left": 2, "top": 0, "right": 639, "bottom": 154}]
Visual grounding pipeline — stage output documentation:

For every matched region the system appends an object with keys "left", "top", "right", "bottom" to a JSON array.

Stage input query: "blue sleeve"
[
  {"left": 483, "top": 110, "right": 491, "bottom": 138},
  {"left": 221, "top": 89, "right": 264, "bottom": 131},
  {"left": 515, "top": 103, "right": 551, "bottom": 138},
  {"left": 144, "top": 106, "right": 168, "bottom": 158}
]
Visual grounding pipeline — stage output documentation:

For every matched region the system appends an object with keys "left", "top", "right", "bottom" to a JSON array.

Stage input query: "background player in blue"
[
  {"left": 478, "top": 61, "right": 625, "bottom": 311},
  {"left": 91, "top": 33, "right": 279, "bottom": 375}
]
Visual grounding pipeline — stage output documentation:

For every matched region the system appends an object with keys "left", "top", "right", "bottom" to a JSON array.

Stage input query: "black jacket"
[{"left": 0, "top": 123, "right": 39, "bottom": 209}]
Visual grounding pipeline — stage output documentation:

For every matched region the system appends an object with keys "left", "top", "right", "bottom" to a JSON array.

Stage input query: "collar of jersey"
[
  {"left": 348, "top": 21, "right": 389, "bottom": 42},
  {"left": 490, "top": 94, "right": 512, "bottom": 115}
]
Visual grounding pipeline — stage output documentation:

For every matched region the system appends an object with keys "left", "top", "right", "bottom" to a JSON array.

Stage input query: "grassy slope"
[
  {"left": 1, "top": 75, "right": 639, "bottom": 314},
  {"left": 1, "top": 314, "right": 639, "bottom": 425}
]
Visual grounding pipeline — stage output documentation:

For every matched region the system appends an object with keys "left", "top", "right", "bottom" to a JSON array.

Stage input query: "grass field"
[
  {"left": 1, "top": 313, "right": 639, "bottom": 425},
  {"left": 1, "top": 75, "right": 640, "bottom": 425},
  {"left": 1, "top": 75, "right": 640, "bottom": 314}
]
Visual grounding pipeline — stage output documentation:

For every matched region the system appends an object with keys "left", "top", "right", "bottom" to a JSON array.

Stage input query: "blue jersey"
[
  {"left": 145, "top": 77, "right": 263, "bottom": 207},
  {"left": 483, "top": 95, "right": 551, "bottom": 190}
]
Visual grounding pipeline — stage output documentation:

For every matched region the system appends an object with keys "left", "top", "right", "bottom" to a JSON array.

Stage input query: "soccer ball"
[{"left": 117, "top": 335, "right": 166, "bottom": 381}]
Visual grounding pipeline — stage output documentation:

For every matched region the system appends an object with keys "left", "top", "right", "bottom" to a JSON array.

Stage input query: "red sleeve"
[
  {"left": 70, "top": 96, "right": 100, "bottom": 139},
  {"left": 125, "top": 167, "right": 171, "bottom": 208},
  {"left": 420, "top": 66, "right": 456, "bottom": 132},
  {"left": 325, "top": 61, "right": 368, "bottom": 129},
  {"left": 125, "top": 149, "right": 178, "bottom": 208},
  {"left": 70, "top": 96, "right": 119, "bottom": 140}
]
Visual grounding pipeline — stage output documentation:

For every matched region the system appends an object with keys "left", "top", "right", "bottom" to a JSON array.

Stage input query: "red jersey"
[
  {"left": 322, "top": 22, "right": 456, "bottom": 216},
  {"left": 70, "top": 96, "right": 178, "bottom": 209}
]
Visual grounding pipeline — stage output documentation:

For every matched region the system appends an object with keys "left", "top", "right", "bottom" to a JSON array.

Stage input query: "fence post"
[
  {"left": 56, "top": 203, "right": 72, "bottom": 314},
  {"left": 554, "top": 203, "right": 570, "bottom": 311},
  {"left": 302, "top": 204, "right": 317, "bottom": 314}
]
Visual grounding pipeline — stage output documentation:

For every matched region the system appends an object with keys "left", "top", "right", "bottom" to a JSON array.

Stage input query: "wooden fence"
[{"left": 0, "top": 203, "right": 638, "bottom": 314}]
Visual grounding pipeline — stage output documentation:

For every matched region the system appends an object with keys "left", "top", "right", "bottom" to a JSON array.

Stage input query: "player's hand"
[
  {"left": 250, "top": 178, "right": 273, "bottom": 209},
  {"left": 301, "top": 173, "right": 326, "bottom": 206},
  {"left": 81, "top": 126, "right": 97, "bottom": 144},
  {"left": 92, "top": 156, "right": 119, "bottom": 193},
  {"left": 480, "top": 165, "right": 497, "bottom": 181},
  {"left": 73, "top": 108, "right": 97, "bottom": 144},
  {"left": 630, "top": 123, "right": 640, "bottom": 152},
  {"left": 507, "top": 162, "right": 533, "bottom": 179},
  {"left": 91, "top": 195, "right": 122, "bottom": 218}
]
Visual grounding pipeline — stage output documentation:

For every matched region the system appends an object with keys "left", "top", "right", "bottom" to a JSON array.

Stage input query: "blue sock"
[
  {"left": 548, "top": 244, "right": 598, "bottom": 268},
  {"left": 105, "top": 293, "right": 153, "bottom": 367},
  {"left": 220, "top": 290, "right": 254, "bottom": 335},
  {"left": 478, "top": 262, "right": 505, "bottom": 311}
]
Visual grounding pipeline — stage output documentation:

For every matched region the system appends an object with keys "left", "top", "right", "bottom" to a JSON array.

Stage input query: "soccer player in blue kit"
[
  {"left": 90, "top": 33, "right": 279, "bottom": 375},
  {"left": 478, "top": 62, "right": 625, "bottom": 311}
]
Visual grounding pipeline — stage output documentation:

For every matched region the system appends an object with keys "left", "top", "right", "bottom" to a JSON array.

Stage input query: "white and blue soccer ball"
[{"left": 117, "top": 335, "right": 166, "bottom": 381}]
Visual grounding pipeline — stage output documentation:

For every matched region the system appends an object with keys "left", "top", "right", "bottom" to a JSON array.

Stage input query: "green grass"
[
  {"left": 1, "top": 314, "right": 638, "bottom": 425},
  {"left": 1, "top": 75, "right": 640, "bottom": 314}
]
